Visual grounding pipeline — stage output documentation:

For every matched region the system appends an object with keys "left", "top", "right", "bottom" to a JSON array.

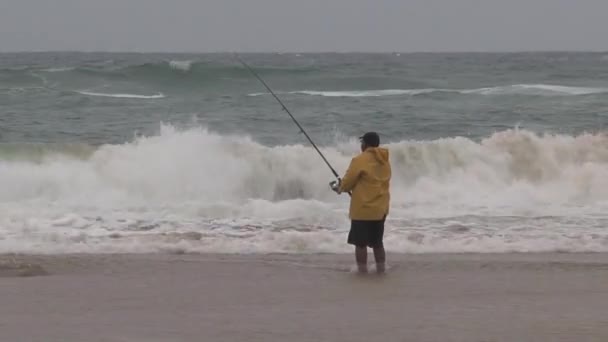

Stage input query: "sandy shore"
[{"left": 2, "top": 252, "right": 608, "bottom": 342}]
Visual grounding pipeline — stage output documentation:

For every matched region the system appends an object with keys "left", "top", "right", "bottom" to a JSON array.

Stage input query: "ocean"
[{"left": 2, "top": 51, "right": 608, "bottom": 254}]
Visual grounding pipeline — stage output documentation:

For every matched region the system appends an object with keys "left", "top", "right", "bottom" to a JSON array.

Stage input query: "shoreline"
[
  {"left": 3, "top": 251, "right": 608, "bottom": 277},
  {"left": 2, "top": 252, "right": 608, "bottom": 341}
]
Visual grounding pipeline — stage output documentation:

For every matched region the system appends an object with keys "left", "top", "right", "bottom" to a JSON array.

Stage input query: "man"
[{"left": 330, "top": 132, "right": 391, "bottom": 274}]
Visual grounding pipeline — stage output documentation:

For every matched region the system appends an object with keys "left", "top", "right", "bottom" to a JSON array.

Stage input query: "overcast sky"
[{"left": 1, "top": 0, "right": 607, "bottom": 52}]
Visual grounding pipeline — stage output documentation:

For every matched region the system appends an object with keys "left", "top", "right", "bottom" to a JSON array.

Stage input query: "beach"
[{"left": 2, "top": 252, "right": 608, "bottom": 342}]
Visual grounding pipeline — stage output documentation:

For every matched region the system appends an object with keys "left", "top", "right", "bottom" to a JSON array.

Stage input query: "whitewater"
[{"left": 2, "top": 124, "right": 608, "bottom": 254}]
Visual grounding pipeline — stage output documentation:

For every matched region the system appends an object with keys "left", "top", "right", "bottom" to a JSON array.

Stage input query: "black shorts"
[{"left": 347, "top": 218, "right": 385, "bottom": 248}]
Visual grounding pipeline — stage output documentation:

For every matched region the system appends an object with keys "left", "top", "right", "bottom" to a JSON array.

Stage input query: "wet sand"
[{"left": 2, "top": 253, "right": 608, "bottom": 342}]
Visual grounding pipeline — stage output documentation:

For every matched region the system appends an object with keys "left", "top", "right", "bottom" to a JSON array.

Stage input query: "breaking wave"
[{"left": 3, "top": 125, "right": 608, "bottom": 254}]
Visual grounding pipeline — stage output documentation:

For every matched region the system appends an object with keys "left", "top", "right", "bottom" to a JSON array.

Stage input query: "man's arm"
[{"left": 339, "top": 158, "right": 361, "bottom": 193}]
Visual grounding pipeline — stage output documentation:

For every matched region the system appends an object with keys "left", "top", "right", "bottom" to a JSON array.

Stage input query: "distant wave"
[
  {"left": 76, "top": 91, "right": 165, "bottom": 99},
  {"left": 41, "top": 67, "right": 76, "bottom": 73},
  {"left": 0, "top": 61, "right": 318, "bottom": 87},
  {"left": 128, "top": 60, "right": 314, "bottom": 77},
  {"left": 168, "top": 60, "right": 193, "bottom": 72},
  {"left": 1, "top": 86, "right": 46, "bottom": 93},
  {"left": 464, "top": 84, "right": 608, "bottom": 96},
  {"left": 249, "top": 84, "right": 608, "bottom": 98},
  {"left": 292, "top": 89, "right": 436, "bottom": 97},
  {"left": 248, "top": 89, "right": 436, "bottom": 97}
]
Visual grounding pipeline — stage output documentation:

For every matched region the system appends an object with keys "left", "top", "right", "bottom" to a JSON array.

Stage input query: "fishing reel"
[{"left": 329, "top": 179, "right": 341, "bottom": 194}]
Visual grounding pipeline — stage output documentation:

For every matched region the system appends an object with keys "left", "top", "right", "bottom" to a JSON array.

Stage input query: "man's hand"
[{"left": 329, "top": 180, "right": 342, "bottom": 194}]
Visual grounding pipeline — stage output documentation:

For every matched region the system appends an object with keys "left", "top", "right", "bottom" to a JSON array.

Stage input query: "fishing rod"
[{"left": 235, "top": 54, "right": 342, "bottom": 181}]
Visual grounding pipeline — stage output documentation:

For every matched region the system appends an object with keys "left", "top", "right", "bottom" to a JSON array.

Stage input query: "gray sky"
[{"left": 1, "top": 0, "right": 607, "bottom": 52}]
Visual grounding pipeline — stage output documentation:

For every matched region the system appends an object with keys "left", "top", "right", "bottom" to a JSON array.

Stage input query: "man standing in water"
[{"left": 330, "top": 132, "right": 391, "bottom": 274}]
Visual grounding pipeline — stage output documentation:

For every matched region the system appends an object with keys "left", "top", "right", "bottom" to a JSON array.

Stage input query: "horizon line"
[{"left": 1, "top": 49, "right": 608, "bottom": 55}]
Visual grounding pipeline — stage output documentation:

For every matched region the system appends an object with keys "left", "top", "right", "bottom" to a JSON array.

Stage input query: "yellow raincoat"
[{"left": 339, "top": 147, "right": 391, "bottom": 220}]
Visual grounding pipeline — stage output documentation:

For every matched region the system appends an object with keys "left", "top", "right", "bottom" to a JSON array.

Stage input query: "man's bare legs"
[
  {"left": 373, "top": 246, "right": 386, "bottom": 273},
  {"left": 356, "top": 246, "right": 386, "bottom": 274},
  {"left": 355, "top": 246, "right": 368, "bottom": 273}
]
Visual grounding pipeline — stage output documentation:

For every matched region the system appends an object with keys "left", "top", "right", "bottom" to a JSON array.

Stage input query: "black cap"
[{"left": 359, "top": 132, "right": 380, "bottom": 147}]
